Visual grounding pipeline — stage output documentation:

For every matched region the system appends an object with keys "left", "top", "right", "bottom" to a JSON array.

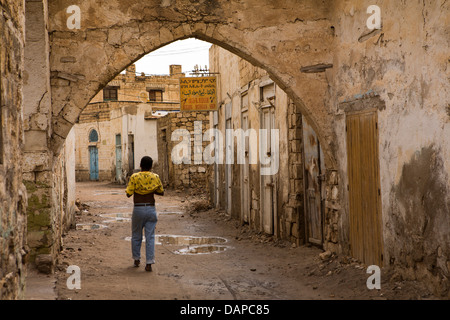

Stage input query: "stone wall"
[
  {"left": 284, "top": 101, "right": 305, "bottom": 244},
  {"left": 89, "top": 64, "right": 183, "bottom": 108},
  {"left": 0, "top": 0, "right": 28, "bottom": 300},
  {"left": 328, "top": 1, "right": 449, "bottom": 297},
  {"left": 21, "top": 0, "right": 77, "bottom": 276},
  {"left": 157, "top": 111, "right": 209, "bottom": 189},
  {"left": 209, "top": 45, "right": 298, "bottom": 241}
]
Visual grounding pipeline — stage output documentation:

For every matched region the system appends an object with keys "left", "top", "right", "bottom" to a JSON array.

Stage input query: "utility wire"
[{"left": 145, "top": 46, "right": 211, "bottom": 56}]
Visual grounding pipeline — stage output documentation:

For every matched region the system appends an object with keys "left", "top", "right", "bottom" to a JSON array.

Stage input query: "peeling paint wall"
[{"left": 329, "top": 0, "right": 450, "bottom": 296}]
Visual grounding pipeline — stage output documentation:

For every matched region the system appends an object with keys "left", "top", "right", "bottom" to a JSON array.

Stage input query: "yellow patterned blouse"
[{"left": 125, "top": 171, "right": 164, "bottom": 196}]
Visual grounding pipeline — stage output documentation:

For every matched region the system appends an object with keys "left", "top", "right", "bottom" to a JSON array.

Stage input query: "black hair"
[{"left": 140, "top": 156, "right": 153, "bottom": 171}]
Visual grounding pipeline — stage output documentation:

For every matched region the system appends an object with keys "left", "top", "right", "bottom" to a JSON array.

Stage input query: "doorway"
[
  {"left": 302, "top": 115, "right": 325, "bottom": 246},
  {"left": 128, "top": 134, "right": 135, "bottom": 174},
  {"left": 89, "top": 146, "right": 99, "bottom": 181},
  {"left": 115, "top": 134, "right": 122, "bottom": 182},
  {"left": 346, "top": 109, "right": 383, "bottom": 266},
  {"left": 212, "top": 112, "right": 220, "bottom": 208},
  {"left": 160, "top": 128, "right": 169, "bottom": 184},
  {"left": 260, "top": 106, "right": 276, "bottom": 234},
  {"left": 259, "top": 82, "right": 277, "bottom": 235},
  {"left": 225, "top": 102, "right": 232, "bottom": 215},
  {"left": 241, "top": 109, "right": 250, "bottom": 224}
]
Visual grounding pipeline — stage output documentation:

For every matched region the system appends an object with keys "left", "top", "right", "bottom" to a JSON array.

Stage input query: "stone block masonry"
[
  {"left": 284, "top": 101, "right": 305, "bottom": 245},
  {"left": 157, "top": 111, "right": 210, "bottom": 189},
  {"left": 21, "top": 0, "right": 77, "bottom": 280},
  {"left": 0, "top": 0, "right": 28, "bottom": 300}
]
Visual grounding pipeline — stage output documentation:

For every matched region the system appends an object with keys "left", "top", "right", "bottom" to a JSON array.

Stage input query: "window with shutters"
[
  {"left": 103, "top": 87, "right": 118, "bottom": 101},
  {"left": 148, "top": 90, "right": 163, "bottom": 102}
]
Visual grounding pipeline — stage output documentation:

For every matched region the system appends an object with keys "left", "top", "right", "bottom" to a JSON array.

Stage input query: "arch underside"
[{"left": 48, "top": 0, "right": 336, "bottom": 168}]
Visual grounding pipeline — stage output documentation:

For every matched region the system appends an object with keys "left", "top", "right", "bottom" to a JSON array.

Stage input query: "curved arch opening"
[
  {"left": 88, "top": 129, "right": 99, "bottom": 143},
  {"left": 67, "top": 33, "right": 335, "bottom": 169},
  {"left": 69, "top": 35, "right": 331, "bottom": 248}
]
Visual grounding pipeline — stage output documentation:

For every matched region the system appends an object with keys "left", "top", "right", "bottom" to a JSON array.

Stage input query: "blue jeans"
[{"left": 131, "top": 205, "right": 157, "bottom": 264}]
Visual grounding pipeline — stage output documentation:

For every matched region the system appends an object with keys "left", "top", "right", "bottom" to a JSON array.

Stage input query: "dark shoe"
[
  {"left": 145, "top": 264, "right": 152, "bottom": 272},
  {"left": 134, "top": 259, "right": 140, "bottom": 267}
]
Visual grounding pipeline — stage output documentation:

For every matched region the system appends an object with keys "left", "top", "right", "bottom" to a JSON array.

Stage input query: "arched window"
[{"left": 89, "top": 129, "right": 99, "bottom": 142}]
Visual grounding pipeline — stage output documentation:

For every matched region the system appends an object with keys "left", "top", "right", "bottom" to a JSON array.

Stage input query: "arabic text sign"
[{"left": 180, "top": 76, "right": 217, "bottom": 111}]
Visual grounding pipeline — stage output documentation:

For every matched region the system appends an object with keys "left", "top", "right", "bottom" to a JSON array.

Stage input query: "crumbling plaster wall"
[{"left": 329, "top": 0, "right": 449, "bottom": 296}]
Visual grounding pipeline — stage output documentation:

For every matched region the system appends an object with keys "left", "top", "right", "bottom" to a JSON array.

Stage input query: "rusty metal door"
[
  {"left": 346, "top": 109, "right": 383, "bottom": 266},
  {"left": 302, "top": 115, "right": 325, "bottom": 245}
]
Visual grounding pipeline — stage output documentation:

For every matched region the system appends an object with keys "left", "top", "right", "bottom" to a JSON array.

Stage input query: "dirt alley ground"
[{"left": 51, "top": 181, "right": 440, "bottom": 300}]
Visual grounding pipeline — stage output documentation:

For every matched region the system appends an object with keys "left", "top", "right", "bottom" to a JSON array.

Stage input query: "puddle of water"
[
  {"left": 76, "top": 223, "right": 108, "bottom": 231},
  {"left": 100, "top": 213, "right": 131, "bottom": 223},
  {"left": 99, "top": 212, "right": 182, "bottom": 221},
  {"left": 175, "top": 245, "right": 230, "bottom": 255},
  {"left": 85, "top": 202, "right": 132, "bottom": 209},
  {"left": 123, "top": 235, "right": 230, "bottom": 255},
  {"left": 157, "top": 205, "right": 182, "bottom": 209},
  {"left": 100, "top": 213, "right": 132, "bottom": 218},
  {"left": 103, "top": 218, "right": 130, "bottom": 223},
  {"left": 158, "top": 211, "right": 183, "bottom": 215},
  {"left": 93, "top": 191, "right": 122, "bottom": 196},
  {"left": 156, "top": 235, "right": 227, "bottom": 246},
  {"left": 124, "top": 234, "right": 227, "bottom": 246}
]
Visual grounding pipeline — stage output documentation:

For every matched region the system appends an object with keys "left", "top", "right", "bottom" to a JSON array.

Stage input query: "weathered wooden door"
[
  {"left": 128, "top": 134, "right": 135, "bottom": 173},
  {"left": 346, "top": 109, "right": 383, "bottom": 266},
  {"left": 302, "top": 115, "right": 325, "bottom": 245},
  {"left": 241, "top": 110, "right": 250, "bottom": 223},
  {"left": 260, "top": 106, "right": 275, "bottom": 234},
  {"left": 160, "top": 129, "right": 169, "bottom": 184},
  {"left": 212, "top": 111, "right": 220, "bottom": 208},
  {"left": 115, "top": 134, "right": 122, "bottom": 182},
  {"left": 225, "top": 118, "right": 232, "bottom": 215},
  {"left": 89, "top": 146, "right": 99, "bottom": 180}
]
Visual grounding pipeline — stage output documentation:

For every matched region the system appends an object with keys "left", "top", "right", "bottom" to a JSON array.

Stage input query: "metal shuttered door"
[{"left": 346, "top": 109, "right": 384, "bottom": 266}]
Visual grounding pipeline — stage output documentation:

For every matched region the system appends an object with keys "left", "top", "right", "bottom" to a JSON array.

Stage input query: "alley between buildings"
[{"left": 26, "top": 182, "right": 438, "bottom": 300}]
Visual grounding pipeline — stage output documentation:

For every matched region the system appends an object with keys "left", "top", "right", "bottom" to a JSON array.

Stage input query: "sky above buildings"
[{"left": 134, "top": 38, "right": 212, "bottom": 76}]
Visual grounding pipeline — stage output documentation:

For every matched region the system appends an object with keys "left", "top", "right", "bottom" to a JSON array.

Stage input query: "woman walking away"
[{"left": 125, "top": 156, "right": 164, "bottom": 272}]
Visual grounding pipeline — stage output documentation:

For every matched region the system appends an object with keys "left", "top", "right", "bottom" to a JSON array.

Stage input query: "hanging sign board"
[{"left": 180, "top": 76, "right": 218, "bottom": 111}]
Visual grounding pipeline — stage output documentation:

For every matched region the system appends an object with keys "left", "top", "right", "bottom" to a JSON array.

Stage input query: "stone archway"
[
  {"left": 15, "top": 0, "right": 450, "bottom": 298},
  {"left": 47, "top": 0, "right": 337, "bottom": 169},
  {"left": 23, "top": 0, "right": 343, "bottom": 273}
]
